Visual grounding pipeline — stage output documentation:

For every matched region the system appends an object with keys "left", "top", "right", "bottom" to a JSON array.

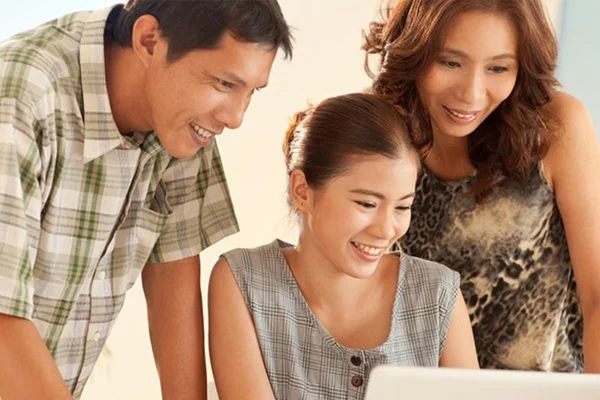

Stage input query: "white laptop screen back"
[{"left": 365, "top": 366, "right": 600, "bottom": 400}]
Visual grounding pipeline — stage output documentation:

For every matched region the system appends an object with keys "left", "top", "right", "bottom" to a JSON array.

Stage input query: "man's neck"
[{"left": 104, "top": 42, "right": 150, "bottom": 134}]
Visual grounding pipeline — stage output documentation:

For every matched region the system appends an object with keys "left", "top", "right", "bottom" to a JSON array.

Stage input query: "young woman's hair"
[
  {"left": 111, "top": 0, "right": 293, "bottom": 63},
  {"left": 363, "top": 0, "right": 561, "bottom": 201},
  {"left": 283, "top": 93, "right": 417, "bottom": 206}
]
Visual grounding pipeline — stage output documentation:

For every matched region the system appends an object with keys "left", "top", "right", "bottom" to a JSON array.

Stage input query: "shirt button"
[
  {"left": 351, "top": 355, "right": 362, "bottom": 366},
  {"left": 93, "top": 331, "right": 101, "bottom": 343},
  {"left": 98, "top": 271, "right": 106, "bottom": 280},
  {"left": 351, "top": 375, "right": 364, "bottom": 388}
]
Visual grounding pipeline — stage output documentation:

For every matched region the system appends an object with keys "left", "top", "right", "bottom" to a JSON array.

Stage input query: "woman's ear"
[
  {"left": 131, "top": 14, "right": 163, "bottom": 68},
  {"left": 289, "top": 169, "right": 312, "bottom": 213}
]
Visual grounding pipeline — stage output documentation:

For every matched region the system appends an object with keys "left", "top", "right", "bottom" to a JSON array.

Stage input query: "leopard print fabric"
[{"left": 399, "top": 164, "right": 583, "bottom": 371}]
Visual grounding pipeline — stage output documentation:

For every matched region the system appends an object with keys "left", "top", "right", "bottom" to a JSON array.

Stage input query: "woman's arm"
[
  {"left": 439, "top": 292, "right": 479, "bottom": 368},
  {"left": 543, "top": 92, "right": 600, "bottom": 373},
  {"left": 208, "top": 257, "right": 276, "bottom": 399}
]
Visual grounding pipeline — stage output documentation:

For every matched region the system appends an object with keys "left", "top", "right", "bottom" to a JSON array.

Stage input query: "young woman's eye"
[
  {"left": 395, "top": 205, "right": 412, "bottom": 211},
  {"left": 489, "top": 66, "right": 509, "bottom": 74},
  {"left": 355, "top": 201, "right": 376, "bottom": 209}
]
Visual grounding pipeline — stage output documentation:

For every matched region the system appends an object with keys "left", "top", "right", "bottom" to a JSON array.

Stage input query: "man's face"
[{"left": 143, "top": 32, "right": 277, "bottom": 158}]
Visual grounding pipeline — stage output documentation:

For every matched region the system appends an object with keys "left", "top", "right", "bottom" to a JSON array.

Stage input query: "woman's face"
[
  {"left": 298, "top": 154, "right": 418, "bottom": 280},
  {"left": 416, "top": 11, "right": 519, "bottom": 140}
]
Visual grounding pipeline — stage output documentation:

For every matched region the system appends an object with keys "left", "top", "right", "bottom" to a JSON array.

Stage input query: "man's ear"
[
  {"left": 289, "top": 169, "right": 312, "bottom": 213},
  {"left": 131, "top": 14, "right": 163, "bottom": 68}
]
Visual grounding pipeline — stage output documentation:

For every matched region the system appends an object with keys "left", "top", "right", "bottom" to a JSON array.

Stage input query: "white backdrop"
[{"left": 0, "top": 1, "right": 563, "bottom": 399}]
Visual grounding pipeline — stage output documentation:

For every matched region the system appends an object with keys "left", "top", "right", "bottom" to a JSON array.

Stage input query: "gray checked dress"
[{"left": 223, "top": 239, "right": 460, "bottom": 400}]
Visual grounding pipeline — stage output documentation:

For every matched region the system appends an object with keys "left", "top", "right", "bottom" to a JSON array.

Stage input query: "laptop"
[{"left": 364, "top": 366, "right": 600, "bottom": 400}]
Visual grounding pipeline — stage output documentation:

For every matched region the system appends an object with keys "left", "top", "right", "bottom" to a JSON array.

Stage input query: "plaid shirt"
[{"left": 0, "top": 6, "right": 238, "bottom": 398}]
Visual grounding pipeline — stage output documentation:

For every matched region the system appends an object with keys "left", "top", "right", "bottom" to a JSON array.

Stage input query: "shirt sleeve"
[
  {"left": 147, "top": 140, "right": 239, "bottom": 263},
  {"left": 0, "top": 98, "right": 42, "bottom": 319}
]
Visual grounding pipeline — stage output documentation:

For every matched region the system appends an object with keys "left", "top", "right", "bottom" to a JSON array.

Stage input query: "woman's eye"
[
  {"left": 489, "top": 66, "right": 509, "bottom": 73},
  {"left": 355, "top": 201, "right": 376, "bottom": 209},
  {"left": 441, "top": 60, "right": 461, "bottom": 69}
]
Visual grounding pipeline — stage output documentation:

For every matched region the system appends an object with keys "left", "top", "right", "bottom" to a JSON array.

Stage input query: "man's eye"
[{"left": 218, "top": 79, "right": 234, "bottom": 89}]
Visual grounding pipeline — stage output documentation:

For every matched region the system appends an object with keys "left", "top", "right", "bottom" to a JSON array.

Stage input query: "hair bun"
[{"left": 282, "top": 107, "right": 312, "bottom": 166}]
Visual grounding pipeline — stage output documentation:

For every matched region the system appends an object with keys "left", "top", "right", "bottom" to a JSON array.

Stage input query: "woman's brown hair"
[
  {"left": 364, "top": 0, "right": 561, "bottom": 201},
  {"left": 283, "top": 93, "right": 418, "bottom": 208}
]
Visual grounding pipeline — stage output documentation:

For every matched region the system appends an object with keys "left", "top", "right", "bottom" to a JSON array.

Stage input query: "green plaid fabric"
[{"left": 0, "top": 6, "right": 238, "bottom": 398}]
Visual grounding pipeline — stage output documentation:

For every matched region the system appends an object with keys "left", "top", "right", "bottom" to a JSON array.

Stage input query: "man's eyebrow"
[{"left": 219, "top": 71, "right": 269, "bottom": 89}]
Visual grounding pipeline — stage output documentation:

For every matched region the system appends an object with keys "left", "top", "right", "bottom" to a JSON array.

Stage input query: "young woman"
[
  {"left": 209, "top": 93, "right": 478, "bottom": 400},
  {"left": 364, "top": 0, "right": 600, "bottom": 372}
]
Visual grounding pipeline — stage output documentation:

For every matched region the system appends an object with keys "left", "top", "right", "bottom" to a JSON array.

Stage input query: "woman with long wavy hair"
[{"left": 364, "top": 0, "right": 600, "bottom": 372}]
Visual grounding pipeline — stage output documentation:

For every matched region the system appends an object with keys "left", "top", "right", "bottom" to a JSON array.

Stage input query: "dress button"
[
  {"left": 351, "top": 355, "right": 362, "bottom": 366},
  {"left": 98, "top": 271, "right": 106, "bottom": 280},
  {"left": 93, "top": 331, "right": 101, "bottom": 343},
  {"left": 351, "top": 375, "right": 364, "bottom": 388}
]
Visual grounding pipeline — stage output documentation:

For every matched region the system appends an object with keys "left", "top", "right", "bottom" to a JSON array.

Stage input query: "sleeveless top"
[
  {"left": 223, "top": 239, "right": 460, "bottom": 400},
  {"left": 400, "top": 164, "right": 583, "bottom": 371}
]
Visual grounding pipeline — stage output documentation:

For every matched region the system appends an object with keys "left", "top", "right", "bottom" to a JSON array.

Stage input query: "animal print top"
[{"left": 399, "top": 163, "right": 583, "bottom": 371}]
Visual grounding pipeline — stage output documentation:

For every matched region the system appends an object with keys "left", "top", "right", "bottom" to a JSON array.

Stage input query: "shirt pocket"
[{"left": 109, "top": 184, "right": 172, "bottom": 293}]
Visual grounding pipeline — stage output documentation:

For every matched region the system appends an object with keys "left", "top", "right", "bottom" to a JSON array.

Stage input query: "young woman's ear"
[{"left": 289, "top": 169, "right": 312, "bottom": 213}]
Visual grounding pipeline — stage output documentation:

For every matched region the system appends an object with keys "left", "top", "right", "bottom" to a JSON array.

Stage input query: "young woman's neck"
[{"left": 286, "top": 238, "right": 372, "bottom": 312}]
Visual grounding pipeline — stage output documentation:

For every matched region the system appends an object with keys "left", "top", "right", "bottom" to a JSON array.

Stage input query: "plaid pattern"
[
  {"left": 223, "top": 240, "right": 459, "bottom": 400},
  {"left": 0, "top": 6, "right": 238, "bottom": 398}
]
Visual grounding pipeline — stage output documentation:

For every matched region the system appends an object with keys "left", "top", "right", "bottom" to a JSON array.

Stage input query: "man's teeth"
[
  {"left": 190, "top": 123, "right": 212, "bottom": 139},
  {"left": 353, "top": 242, "right": 383, "bottom": 256},
  {"left": 447, "top": 108, "right": 477, "bottom": 120}
]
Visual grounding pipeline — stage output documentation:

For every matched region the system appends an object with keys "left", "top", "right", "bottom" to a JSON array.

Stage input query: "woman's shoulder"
[
  {"left": 400, "top": 253, "right": 460, "bottom": 291},
  {"left": 218, "top": 240, "right": 290, "bottom": 283},
  {"left": 222, "top": 240, "right": 289, "bottom": 266},
  {"left": 212, "top": 240, "right": 293, "bottom": 306},
  {"left": 542, "top": 91, "right": 596, "bottom": 186},
  {"left": 545, "top": 91, "right": 588, "bottom": 119},
  {"left": 544, "top": 91, "right": 593, "bottom": 140}
]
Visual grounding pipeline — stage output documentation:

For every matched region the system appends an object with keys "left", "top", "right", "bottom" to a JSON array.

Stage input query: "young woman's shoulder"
[
  {"left": 211, "top": 240, "right": 291, "bottom": 303},
  {"left": 402, "top": 254, "right": 460, "bottom": 292}
]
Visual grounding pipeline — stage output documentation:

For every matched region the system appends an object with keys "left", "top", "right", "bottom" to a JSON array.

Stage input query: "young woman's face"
[
  {"left": 416, "top": 11, "right": 519, "bottom": 140},
  {"left": 301, "top": 154, "right": 418, "bottom": 280}
]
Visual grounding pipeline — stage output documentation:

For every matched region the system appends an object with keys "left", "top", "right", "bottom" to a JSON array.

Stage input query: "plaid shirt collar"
[{"left": 80, "top": 6, "right": 131, "bottom": 164}]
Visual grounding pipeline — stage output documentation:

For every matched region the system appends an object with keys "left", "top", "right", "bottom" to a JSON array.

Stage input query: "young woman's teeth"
[
  {"left": 190, "top": 123, "right": 212, "bottom": 139},
  {"left": 353, "top": 242, "right": 383, "bottom": 256}
]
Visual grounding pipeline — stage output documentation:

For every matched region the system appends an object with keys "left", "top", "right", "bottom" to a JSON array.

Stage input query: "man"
[{"left": 0, "top": 1, "right": 292, "bottom": 399}]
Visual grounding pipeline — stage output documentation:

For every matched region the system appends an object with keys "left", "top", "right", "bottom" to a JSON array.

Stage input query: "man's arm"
[
  {"left": 0, "top": 96, "right": 71, "bottom": 399},
  {"left": 142, "top": 256, "right": 206, "bottom": 400},
  {"left": 0, "top": 314, "right": 72, "bottom": 400}
]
